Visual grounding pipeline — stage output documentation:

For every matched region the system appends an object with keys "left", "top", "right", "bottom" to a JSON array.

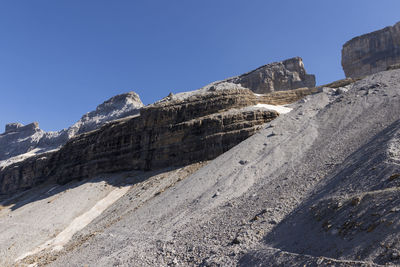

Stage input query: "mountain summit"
[{"left": 0, "top": 92, "right": 143, "bottom": 164}]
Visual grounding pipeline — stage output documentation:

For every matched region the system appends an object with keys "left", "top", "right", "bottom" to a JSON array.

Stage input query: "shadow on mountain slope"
[
  {"left": 0, "top": 166, "right": 181, "bottom": 212},
  {"left": 258, "top": 119, "right": 400, "bottom": 265}
]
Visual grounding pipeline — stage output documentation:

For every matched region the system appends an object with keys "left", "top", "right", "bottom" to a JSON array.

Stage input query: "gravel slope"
[
  {"left": 8, "top": 69, "right": 400, "bottom": 266},
  {"left": 0, "top": 174, "right": 129, "bottom": 267}
]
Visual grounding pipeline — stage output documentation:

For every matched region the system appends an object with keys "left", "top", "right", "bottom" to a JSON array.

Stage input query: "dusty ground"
[
  {"left": 0, "top": 173, "right": 133, "bottom": 266},
  {"left": 3, "top": 163, "right": 205, "bottom": 267},
  {"left": 2, "top": 69, "right": 400, "bottom": 266}
]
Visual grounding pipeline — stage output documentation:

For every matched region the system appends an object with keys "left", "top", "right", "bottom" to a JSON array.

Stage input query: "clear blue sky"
[{"left": 0, "top": 1, "right": 399, "bottom": 131}]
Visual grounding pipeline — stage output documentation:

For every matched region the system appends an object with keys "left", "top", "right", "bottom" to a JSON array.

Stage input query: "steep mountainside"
[
  {"left": 0, "top": 85, "right": 318, "bottom": 196},
  {"left": 2, "top": 68, "right": 398, "bottom": 267},
  {"left": 1, "top": 33, "right": 399, "bottom": 267},
  {"left": 342, "top": 21, "right": 400, "bottom": 78},
  {"left": 0, "top": 122, "right": 45, "bottom": 162},
  {"left": 0, "top": 91, "right": 143, "bottom": 163},
  {"left": 0, "top": 58, "right": 318, "bottom": 197},
  {"left": 167, "top": 57, "right": 315, "bottom": 97},
  {"left": 226, "top": 57, "right": 315, "bottom": 93},
  {"left": 0, "top": 57, "right": 315, "bottom": 169}
]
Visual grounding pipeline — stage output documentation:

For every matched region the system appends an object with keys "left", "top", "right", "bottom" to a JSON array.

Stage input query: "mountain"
[
  {"left": 0, "top": 92, "right": 143, "bottom": 167},
  {"left": 3, "top": 68, "right": 397, "bottom": 267},
  {"left": 342, "top": 21, "right": 400, "bottom": 78},
  {"left": 0, "top": 58, "right": 316, "bottom": 195},
  {"left": 1, "top": 22, "right": 400, "bottom": 267}
]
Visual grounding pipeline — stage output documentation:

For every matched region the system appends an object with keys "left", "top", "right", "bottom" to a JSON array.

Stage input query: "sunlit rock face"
[
  {"left": 0, "top": 85, "right": 319, "bottom": 195},
  {"left": 226, "top": 57, "right": 316, "bottom": 94},
  {"left": 342, "top": 21, "right": 400, "bottom": 78},
  {"left": 0, "top": 58, "right": 318, "bottom": 195},
  {"left": 0, "top": 122, "right": 44, "bottom": 161},
  {"left": 0, "top": 88, "right": 277, "bottom": 194},
  {"left": 0, "top": 92, "right": 143, "bottom": 162}
]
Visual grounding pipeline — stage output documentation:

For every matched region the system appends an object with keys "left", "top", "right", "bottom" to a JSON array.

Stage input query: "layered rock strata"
[
  {"left": 0, "top": 87, "right": 317, "bottom": 195},
  {"left": 342, "top": 21, "right": 400, "bottom": 78},
  {"left": 0, "top": 92, "right": 143, "bottom": 161},
  {"left": 0, "top": 57, "right": 314, "bottom": 163}
]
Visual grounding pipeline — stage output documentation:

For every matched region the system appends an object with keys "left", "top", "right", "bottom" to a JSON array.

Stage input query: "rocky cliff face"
[
  {"left": 0, "top": 57, "right": 314, "bottom": 164},
  {"left": 0, "top": 122, "right": 44, "bottom": 161},
  {"left": 65, "top": 91, "right": 143, "bottom": 137},
  {"left": 13, "top": 69, "right": 399, "bottom": 267},
  {"left": 0, "top": 89, "right": 271, "bottom": 194},
  {"left": 0, "top": 92, "right": 143, "bottom": 162},
  {"left": 226, "top": 57, "right": 315, "bottom": 93},
  {"left": 0, "top": 86, "right": 318, "bottom": 195},
  {"left": 342, "top": 21, "right": 400, "bottom": 78},
  {"left": 0, "top": 57, "right": 318, "bottom": 195},
  {"left": 161, "top": 57, "right": 316, "bottom": 100}
]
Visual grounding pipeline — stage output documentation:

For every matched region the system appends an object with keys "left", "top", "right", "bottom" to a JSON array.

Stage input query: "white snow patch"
[{"left": 253, "top": 104, "right": 293, "bottom": 114}]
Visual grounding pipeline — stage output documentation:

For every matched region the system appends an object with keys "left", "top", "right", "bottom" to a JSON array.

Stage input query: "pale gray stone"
[{"left": 342, "top": 21, "right": 400, "bottom": 78}]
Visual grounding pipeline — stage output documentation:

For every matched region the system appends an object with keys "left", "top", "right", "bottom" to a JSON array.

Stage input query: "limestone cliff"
[
  {"left": 0, "top": 86, "right": 318, "bottom": 195},
  {"left": 0, "top": 57, "right": 318, "bottom": 195},
  {"left": 342, "top": 21, "right": 400, "bottom": 78},
  {"left": 0, "top": 92, "right": 143, "bottom": 162},
  {"left": 226, "top": 57, "right": 315, "bottom": 94},
  {"left": 0, "top": 122, "right": 44, "bottom": 161}
]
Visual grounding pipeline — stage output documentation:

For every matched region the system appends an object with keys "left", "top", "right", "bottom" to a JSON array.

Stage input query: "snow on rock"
[
  {"left": 253, "top": 104, "right": 293, "bottom": 114},
  {"left": 0, "top": 91, "right": 143, "bottom": 164},
  {"left": 65, "top": 91, "right": 143, "bottom": 138},
  {"left": 156, "top": 82, "right": 248, "bottom": 103},
  {"left": 0, "top": 122, "right": 45, "bottom": 162},
  {"left": 156, "top": 58, "right": 315, "bottom": 104}
]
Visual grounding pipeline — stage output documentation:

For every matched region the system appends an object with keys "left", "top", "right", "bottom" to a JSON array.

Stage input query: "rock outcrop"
[
  {"left": 0, "top": 86, "right": 318, "bottom": 195},
  {"left": 64, "top": 91, "right": 143, "bottom": 137},
  {"left": 226, "top": 57, "right": 315, "bottom": 93},
  {"left": 0, "top": 57, "right": 315, "bottom": 164},
  {"left": 161, "top": 57, "right": 316, "bottom": 101},
  {"left": 0, "top": 92, "right": 143, "bottom": 162},
  {"left": 0, "top": 89, "right": 271, "bottom": 194},
  {"left": 342, "top": 21, "right": 400, "bottom": 78},
  {"left": 15, "top": 69, "right": 400, "bottom": 267},
  {"left": 0, "top": 57, "right": 319, "bottom": 195},
  {"left": 0, "top": 122, "right": 44, "bottom": 161}
]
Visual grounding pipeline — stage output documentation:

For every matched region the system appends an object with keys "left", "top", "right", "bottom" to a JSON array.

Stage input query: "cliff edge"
[
  {"left": 342, "top": 21, "right": 400, "bottom": 78},
  {"left": 0, "top": 92, "right": 143, "bottom": 163}
]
